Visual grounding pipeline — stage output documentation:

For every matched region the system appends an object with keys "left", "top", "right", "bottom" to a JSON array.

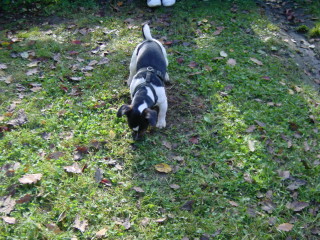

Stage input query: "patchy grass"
[{"left": 1, "top": 0, "right": 319, "bottom": 239}]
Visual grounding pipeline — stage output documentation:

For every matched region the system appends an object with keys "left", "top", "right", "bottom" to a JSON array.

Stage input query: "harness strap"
[{"left": 132, "top": 66, "right": 164, "bottom": 103}]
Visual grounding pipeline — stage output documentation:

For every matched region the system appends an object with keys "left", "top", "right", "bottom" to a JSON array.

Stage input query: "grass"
[{"left": 1, "top": 0, "right": 320, "bottom": 239}]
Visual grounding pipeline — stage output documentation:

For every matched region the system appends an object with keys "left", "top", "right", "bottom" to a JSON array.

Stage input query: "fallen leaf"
[
  {"left": 243, "top": 173, "right": 253, "bottom": 183},
  {"left": 261, "top": 76, "right": 271, "bottom": 80},
  {"left": 69, "top": 77, "right": 82, "bottom": 81},
  {"left": 278, "top": 170, "right": 290, "bottom": 180},
  {"left": 287, "top": 179, "right": 307, "bottom": 191},
  {"left": 246, "top": 125, "right": 256, "bottom": 133},
  {"left": 189, "top": 136, "right": 199, "bottom": 144},
  {"left": 229, "top": 200, "right": 239, "bottom": 207},
  {"left": 47, "top": 151, "right": 64, "bottom": 160},
  {"left": 277, "top": 223, "right": 293, "bottom": 232},
  {"left": 97, "top": 57, "right": 109, "bottom": 65},
  {"left": 289, "top": 122, "right": 299, "bottom": 131},
  {"left": 181, "top": 200, "right": 195, "bottom": 211},
  {"left": 20, "top": 52, "right": 29, "bottom": 59},
  {"left": 16, "top": 194, "right": 32, "bottom": 204},
  {"left": 46, "top": 223, "right": 61, "bottom": 233},
  {"left": 154, "top": 217, "right": 167, "bottom": 223},
  {"left": 227, "top": 58, "right": 236, "bottom": 66},
  {"left": 1, "top": 216, "right": 16, "bottom": 224},
  {"left": 286, "top": 201, "right": 309, "bottom": 212},
  {"left": 82, "top": 66, "right": 94, "bottom": 71},
  {"left": 188, "top": 61, "right": 198, "bottom": 68},
  {"left": 94, "top": 168, "right": 104, "bottom": 183},
  {"left": 172, "top": 156, "right": 184, "bottom": 162},
  {"left": 4, "top": 75, "right": 14, "bottom": 84},
  {"left": 100, "top": 178, "right": 112, "bottom": 187},
  {"left": 170, "top": 184, "right": 180, "bottom": 190},
  {"left": 154, "top": 163, "right": 172, "bottom": 173},
  {"left": 19, "top": 173, "right": 42, "bottom": 184},
  {"left": 162, "top": 141, "right": 172, "bottom": 149},
  {"left": 26, "top": 68, "right": 39, "bottom": 76},
  {"left": 71, "top": 40, "right": 81, "bottom": 44},
  {"left": 140, "top": 217, "right": 150, "bottom": 226},
  {"left": 53, "top": 53, "right": 61, "bottom": 62},
  {"left": 304, "top": 141, "right": 310, "bottom": 151},
  {"left": 254, "top": 120, "right": 266, "bottom": 128},
  {"left": 176, "top": 57, "right": 184, "bottom": 64},
  {"left": 7, "top": 109, "right": 28, "bottom": 127},
  {"left": 132, "top": 186, "right": 144, "bottom": 193},
  {"left": 69, "top": 51, "right": 79, "bottom": 56},
  {"left": 0, "top": 63, "right": 8, "bottom": 69},
  {"left": 213, "top": 26, "right": 225, "bottom": 36},
  {"left": 73, "top": 215, "right": 88, "bottom": 232},
  {"left": 250, "top": 57, "right": 263, "bottom": 65},
  {"left": 88, "top": 60, "right": 98, "bottom": 66},
  {"left": 64, "top": 163, "right": 82, "bottom": 174},
  {"left": 0, "top": 196, "right": 16, "bottom": 214},
  {"left": 220, "top": 51, "right": 228, "bottom": 58},
  {"left": 96, "top": 228, "right": 107, "bottom": 238},
  {"left": 260, "top": 200, "right": 276, "bottom": 213}
]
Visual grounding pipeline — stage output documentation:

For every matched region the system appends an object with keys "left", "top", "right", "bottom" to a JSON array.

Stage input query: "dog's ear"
[
  {"left": 143, "top": 108, "right": 157, "bottom": 126},
  {"left": 117, "top": 105, "right": 132, "bottom": 117}
]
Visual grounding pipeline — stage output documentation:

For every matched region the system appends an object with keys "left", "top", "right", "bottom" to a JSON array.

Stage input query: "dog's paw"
[{"left": 156, "top": 120, "right": 166, "bottom": 129}]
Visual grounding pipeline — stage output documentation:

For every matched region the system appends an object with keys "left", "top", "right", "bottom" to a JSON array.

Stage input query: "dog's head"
[{"left": 117, "top": 104, "right": 157, "bottom": 140}]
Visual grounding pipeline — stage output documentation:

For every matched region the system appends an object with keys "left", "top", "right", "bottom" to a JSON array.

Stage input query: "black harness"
[{"left": 132, "top": 66, "right": 165, "bottom": 104}]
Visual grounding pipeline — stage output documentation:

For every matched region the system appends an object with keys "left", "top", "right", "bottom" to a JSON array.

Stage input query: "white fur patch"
[
  {"left": 138, "top": 101, "right": 148, "bottom": 113},
  {"left": 132, "top": 126, "right": 139, "bottom": 131}
]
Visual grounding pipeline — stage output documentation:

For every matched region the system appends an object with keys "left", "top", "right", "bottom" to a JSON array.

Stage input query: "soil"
[{"left": 256, "top": 0, "right": 320, "bottom": 89}]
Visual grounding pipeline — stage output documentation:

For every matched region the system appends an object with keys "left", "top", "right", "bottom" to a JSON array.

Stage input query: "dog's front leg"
[{"left": 156, "top": 100, "right": 167, "bottom": 128}]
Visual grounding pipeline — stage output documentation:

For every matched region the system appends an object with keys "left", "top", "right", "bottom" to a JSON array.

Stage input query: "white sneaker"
[
  {"left": 147, "top": 0, "right": 161, "bottom": 7},
  {"left": 162, "top": 0, "right": 176, "bottom": 7}
]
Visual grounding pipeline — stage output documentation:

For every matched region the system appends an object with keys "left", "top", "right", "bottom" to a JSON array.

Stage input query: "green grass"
[{"left": 1, "top": 1, "right": 320, "bottom": 239}]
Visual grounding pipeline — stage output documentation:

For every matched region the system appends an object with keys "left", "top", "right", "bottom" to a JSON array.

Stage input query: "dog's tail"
[{"left": 142, "top": 24, "right": 153, "bottom": 41}]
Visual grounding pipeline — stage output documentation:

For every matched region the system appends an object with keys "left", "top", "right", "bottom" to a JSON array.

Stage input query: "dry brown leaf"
[
  {"left": 18, "top": 173, "right": 42, "bottom": 184},
  {"left": 170, "top": 184, "right": 180, "bottom": 190},
  {"left": 46, "top": 223, "right": 62, "bottom": 233},
  {"left": 286, "top": 201, "right": 309, "bottom": 212},
  {"left": 16, "top": 194, "right": 32, "bottom": 204},
  {"left": 132, "top": 186, "right": 144, "bottom": 193},
  {"left": 162, "top": 141, "right": 172, "bottom": 150},
  {"left": 278, "top": 170, "right": 290, "bottom": 180},
  {"left": 154, "top": 163, "right": 172, "bottom": 173},
  {"left": 1, "top": 216, "right": 16, "bottom": 224},
  {"left": 96, "top": 228, "right": 108, "bottom": 238},
  {"left": 172, "top": 156, "right": 184, "bottom": 162},
  {"left": 227, "top": 58, "right": 237, "bottom": 66},
  {"left": 246, "top": 125, "right": 256, "bottom": 133},
  {"left": 47, "top": 151, "right": 64, "bottom": 160},
  {"left": 154, "top": 217, "right": 167, "bottom": 223},
  {"left": 260, "top": 200, "right": 276, "bottom": 213},
  {"left": 64, "top": 163, "right": 82, "bottom": 174},
  {"left": 250, "top": 57, "right": 263, "bottom": 65},
  {"left": 229, "top": 200, "right": 239, "bottom": 207},
  {"left": 0, "top": 196, "right": 16, "bottom": 214},
  {"left": 0, "top": 63, "right": 8, "bottom": 69},
  {"left": 277, "top": 223, "right": 293, "bottom": 232},
  {"left": 26, "top": 68, "right": 39, "bottom": 76},
  {"left": 73, "top": 215, "right": 88, "bottom": 232}
]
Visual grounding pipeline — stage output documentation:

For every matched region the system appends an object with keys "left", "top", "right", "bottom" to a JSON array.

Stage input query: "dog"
[{"left": 117, "top": 24, "right": 169, "bottom": 140}]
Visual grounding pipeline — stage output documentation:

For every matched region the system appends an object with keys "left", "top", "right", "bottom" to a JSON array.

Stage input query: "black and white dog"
[{"left": 117, "top": 24, "right": 169, "bottom": 139}]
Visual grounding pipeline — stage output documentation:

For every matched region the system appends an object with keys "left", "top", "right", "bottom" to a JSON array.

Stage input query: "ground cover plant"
[{"left": 0, "top": 0, "right": 319, "bottom": 239}]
